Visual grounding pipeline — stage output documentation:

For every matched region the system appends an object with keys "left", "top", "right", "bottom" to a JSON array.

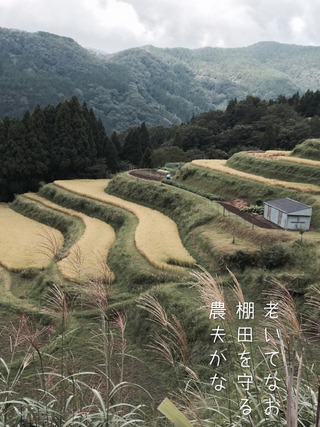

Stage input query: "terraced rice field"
[
  {"left": 25, "top": 194, "right": 116, "bottom": 283},
  {"left": 192, "top": 159, "right": 320, "bottom": 193},
  {"left": 276, "top": 156, "right": 320, "bottom": 166},
  {"left": 0, "top": 203, "right": 64, "bottom": 271},
  {"left": 54, "top": 179, "right": 196, "bottom": 270},
  {"left": 250, "top": 150, "right": 320, "bottom": 166}
]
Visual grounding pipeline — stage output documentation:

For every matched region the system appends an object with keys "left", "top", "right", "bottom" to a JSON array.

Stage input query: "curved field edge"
[
  {"left": 290, "top": 138, "right": 320, "bottom": 161},
  {"left": 106, "top": 173, "right": 220, "bottom": 268},
  {"left": 105, "top": 173, "right": 299, "bottom": 270},
  {"left": 250, "top": 150, "right": 320, "bottom": 166},
  {"left": 53, "top": 179, "right": 196, "bottom": 271},
  {"left": 11, "top": 194, "right": 85, "bottom": 256},
  {"left": 226, "top": 152, "right": 320, "bottom": 186},
  {"left": 176, "top": 163, "right": 320, "bottom": 231},
  {"left": 192, "top": 159, "right": 320, "bottom": 193},
  {"left": 0, "top": 204, "right": 64, "bottom": 271},
  {"left": 37, "top": 183, "right": 180, "bottom": 290},
  {"left": 25, "top": 193, "right": 116, "bottom": 284}
]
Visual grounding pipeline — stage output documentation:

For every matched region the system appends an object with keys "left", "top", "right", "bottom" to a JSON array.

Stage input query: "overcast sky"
[{"left": 0, "top": 0, "right": 320, "bottom": 53}]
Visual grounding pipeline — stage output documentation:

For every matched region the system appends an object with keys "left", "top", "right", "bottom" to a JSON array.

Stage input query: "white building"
[{"left": 264, "top": 198, "right": 312, "bottom": 230}]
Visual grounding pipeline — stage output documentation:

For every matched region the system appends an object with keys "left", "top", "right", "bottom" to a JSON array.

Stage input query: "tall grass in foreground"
[
  {"left": 138, "top": 267, "right": 320, "bottom": 426},
  {"left": 0, "top": 281, "right": 150, "bottom": 426}
]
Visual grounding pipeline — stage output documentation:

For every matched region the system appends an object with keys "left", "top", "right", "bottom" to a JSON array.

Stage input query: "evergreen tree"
[
  {"left": 122, "top": 126, "right": 141, "bottom": 166},
  {"left": 140, "top": 146, "right": 152, "bottom": 168},
  {"left": 111, "top": 131, "right": 122, "bottom": 159},
  {"left": 122, "top": 122, "right": 151, "bottom": 166},
  {"left": 82, "top": 101, "right": 97, "bottom": 160},
  {"left": 52, "top": 100, "right": 75, "bottom": 178},
  {"left": 105, "top": 137, "right": 119, "bottom": 173},
  {"left": 27, "top": 106, "right": 49, "bottom": 179},
  {"left": 2, "top": 117, "right": 29, "bottom": 196},
  {"left": 95, "top": 118, "right": 109, "bottom": 158}
]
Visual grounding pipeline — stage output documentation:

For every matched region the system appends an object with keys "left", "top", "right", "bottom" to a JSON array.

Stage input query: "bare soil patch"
[
  {"left": 219, "top": 200, "right": 281, "bottom": 229},
  {"left": 128, "top": 171, "right": 280, "bottom": 229}
]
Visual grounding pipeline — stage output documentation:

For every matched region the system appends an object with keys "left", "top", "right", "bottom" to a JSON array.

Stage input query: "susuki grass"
[
  {"left": 0, "top": 283, "right": 150, "bottom": 426},
  {"left": 54, "top": 179, "right": 196, "bottom": 271},
  {"left": 134, "top": 266, "right": 320, "bottom": 426},
  {"left": 25, "top": 193, "right": 116, "bottom": 283},
  {"left": 0, "top": 204, "right": 64, "bottom": 271},
  {"left": 192, "top": 159, "right": 320, "bottom": 193}
]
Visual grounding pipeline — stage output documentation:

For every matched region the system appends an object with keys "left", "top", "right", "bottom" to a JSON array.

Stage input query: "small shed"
[{"left": 264, "top": 198, "right": 312, "bottom": 230}]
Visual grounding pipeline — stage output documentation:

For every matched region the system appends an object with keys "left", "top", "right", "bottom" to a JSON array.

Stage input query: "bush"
[
  {"left": 241, "top": 205, "right": 264, "bottom": 214},
  {"left": 223, "top": 250, "right": 258, "bottom": 271},
  {"left": 163, "top": 179, "right": 224, "bottom": 201},
  {"left": 259, "top": 242, "right": 293, "bottom": 269}
]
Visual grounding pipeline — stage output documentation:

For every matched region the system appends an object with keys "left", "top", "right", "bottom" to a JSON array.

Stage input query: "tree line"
[
  {"left": 142, "top": 91, "right": 320, "bottom": 167},
  {"left": 2, "top": 90, "right": 320, "bottom": 201},
  {"left": 0, "top": 96, "right": 122, "bottom": 201}
]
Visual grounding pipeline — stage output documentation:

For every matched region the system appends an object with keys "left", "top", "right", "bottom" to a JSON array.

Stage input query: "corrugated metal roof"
[{"left": 264, "top": 198, "right": 312, "bottom": 213}]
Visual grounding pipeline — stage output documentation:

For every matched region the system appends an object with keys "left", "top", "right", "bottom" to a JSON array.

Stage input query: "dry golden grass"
[
  {"left": 264, "top": 150, "right": 292, "bottom": 157},
  {"left": 277, "top": 156, "right": 320, "bottom": 166},
  {"left": 25, "top": 194, "right": 116, "bottom": 283},
  {"left": 196, "top": 215, "right": 291, "bottom": 255},
  {"left": 192, "top": 159, "right": 320, "bottom": 193},
  {"left": 54, "top": 179, "right": 196, "bottom": 270},
  {"left": 0, "top": 203, "right": 64, "bottom": 271},
  {"left": 251, "top": 150, "right": 320, "bottom": 166}
]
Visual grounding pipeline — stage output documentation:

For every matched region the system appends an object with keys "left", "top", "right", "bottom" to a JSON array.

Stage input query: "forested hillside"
[
  {"left": 0, "top": 96, "right": 120, "bottom": 201},
  {"left": 3, "top": 92, "right": 320, "bottom": 202},
  {"left": 138, "top": 94, "right": 320, "bottom": 167},
  {"left": 2, "top": 27, "right": 320, "bottom": 130}
]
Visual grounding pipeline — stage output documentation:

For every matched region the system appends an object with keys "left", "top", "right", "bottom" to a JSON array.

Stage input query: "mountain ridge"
[{"left": 1, "top": 27, "right": 320, "bottom": 131}]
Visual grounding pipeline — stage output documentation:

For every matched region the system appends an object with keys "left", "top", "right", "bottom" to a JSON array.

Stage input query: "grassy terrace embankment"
[
  {"left": 37, "top": 182, "right": 185, "bottom": 288},
  {"left": 105, "top": 173, "right": 297, "bottom": 271},
  {"left": 192, "top": 159, "right": 320, "bottom": 193},
  {"left": 176, "top": 162, "right": 320, "bottom": 230},
  {"left": 53, "top": 179, "right": 196, "bottom": 271},
  {"left": 290, "top": 138, "right": 320, "bottom": 160},
  {"left": 226, "top": 151, "right": 320, "bottom": 185},
  {"left": 25, "top": 193, "right": 116, "bottom": 283},
  {"left": 1, "top": 159, "right": 320, "bottom": 424}
]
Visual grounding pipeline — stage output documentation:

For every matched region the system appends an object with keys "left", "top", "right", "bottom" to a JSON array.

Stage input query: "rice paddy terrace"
[
  {"left": 1, "top": 142, "right": 320, "bottom": 305},
  {"left": 1, "top": 140, "right": 320, "bottom": 423}
]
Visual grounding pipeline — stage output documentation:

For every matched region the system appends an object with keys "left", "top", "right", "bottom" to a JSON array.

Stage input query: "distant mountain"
[{"left": 1, "top": 27, "right": 320, "bottom": 131}]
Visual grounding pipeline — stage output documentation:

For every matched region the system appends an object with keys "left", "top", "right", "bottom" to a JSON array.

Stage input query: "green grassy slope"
[
  {"left": 1, "top": 163, "right": 320, "bottom": 424},
  {"left": 290, "top": 138, "right": 320, "bottom": 160},
  {"left": 226, "top": 151, "right": 320, "bottom": 185},
  {"left": 175, "top": 163, "right": 320, "bottom": 230}
]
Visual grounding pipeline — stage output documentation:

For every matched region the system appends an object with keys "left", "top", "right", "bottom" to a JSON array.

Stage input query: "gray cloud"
[{"left": 0, "top": 0, "right": 320, "bottom": 52}]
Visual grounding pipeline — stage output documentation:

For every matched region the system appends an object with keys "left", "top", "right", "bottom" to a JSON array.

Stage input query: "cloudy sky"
[{"left": 0, "top": 0, "right": 319, "bottom": 53}]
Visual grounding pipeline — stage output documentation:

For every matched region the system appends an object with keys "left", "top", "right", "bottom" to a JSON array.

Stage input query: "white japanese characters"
[{"left": 209, "top": 299, "right": 282, "bottom": 418}]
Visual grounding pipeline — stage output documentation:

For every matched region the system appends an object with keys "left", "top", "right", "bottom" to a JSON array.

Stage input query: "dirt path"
[
  {"left": 219, "top": 202, "right": 282, "bottom": 229},
  {"left": 129, "top": 169, "right": 281, "bottom": 229}
]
